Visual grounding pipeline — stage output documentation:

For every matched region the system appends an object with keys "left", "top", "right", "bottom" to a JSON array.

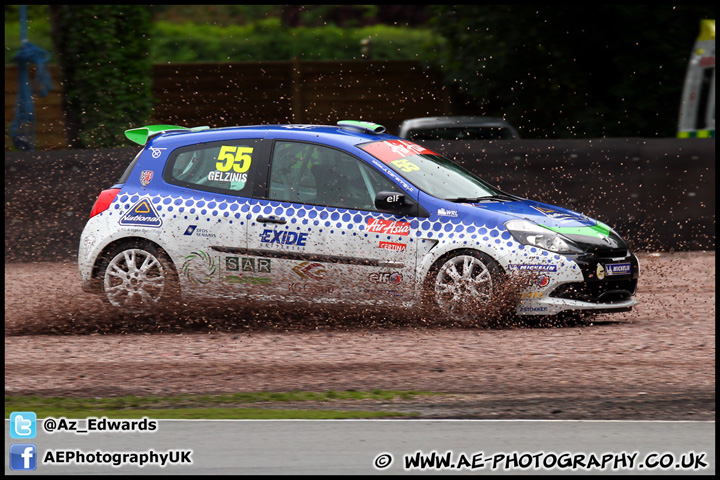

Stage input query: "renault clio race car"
[{"left": 78, "top": 121, "right": 639, "bottom": 322}]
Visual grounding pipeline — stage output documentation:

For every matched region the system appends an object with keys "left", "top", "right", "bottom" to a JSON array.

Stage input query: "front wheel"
[
  {"left": 97, "top": 242, "right": 179, "bottom": 314},
  {"left": 424, "top": 250, "right": 510, "bottom": 325}
]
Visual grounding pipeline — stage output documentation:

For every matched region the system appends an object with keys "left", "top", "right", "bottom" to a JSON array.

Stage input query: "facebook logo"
[
  {"left": 10, "top": 444, "right": 37, "bottom": 470},
  {"left": 10, "top": 411, "right": 36, "bottom": 439}
]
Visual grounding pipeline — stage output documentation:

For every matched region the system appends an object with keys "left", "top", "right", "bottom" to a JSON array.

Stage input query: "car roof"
[{"left": 143, "top": 123, "right": 395, "bottom": 150}]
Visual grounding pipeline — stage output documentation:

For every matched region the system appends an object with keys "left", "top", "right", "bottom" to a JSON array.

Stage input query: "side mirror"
[{"left": 375, "top": 191, "right": 408, "bottom": 211}]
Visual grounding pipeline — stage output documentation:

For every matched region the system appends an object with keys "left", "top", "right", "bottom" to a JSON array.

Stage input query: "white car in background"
[{"left": 398, "top": 116, "right": 520, "bottom": 141}]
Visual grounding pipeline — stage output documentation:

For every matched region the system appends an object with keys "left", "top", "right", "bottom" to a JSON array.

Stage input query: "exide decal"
[
  {"left": 119, "top": 199, "right": 162, "bottom": 228},
  {"left": 366, "top": 218, "right": 410, "bottom": 236},
  {"left": 260, "top": 229, "right": 309, "bottom": 249}
]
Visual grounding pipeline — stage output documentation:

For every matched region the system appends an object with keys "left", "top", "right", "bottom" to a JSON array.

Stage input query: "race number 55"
[
  {"left": 217, "top": 146, "right": 253, "bottom": 173},
  {"left": 391, "top": 158, "right": 419, "bottom": 173}
]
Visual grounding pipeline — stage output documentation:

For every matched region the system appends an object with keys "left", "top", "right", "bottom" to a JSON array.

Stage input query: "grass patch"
[{"left": 5, "top": 390, "right": 443, "bottom": 419}]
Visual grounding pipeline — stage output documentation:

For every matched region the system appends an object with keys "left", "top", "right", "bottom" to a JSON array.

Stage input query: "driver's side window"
[{"left": 268, "top": 141, "right": 397, "bottom": 211}]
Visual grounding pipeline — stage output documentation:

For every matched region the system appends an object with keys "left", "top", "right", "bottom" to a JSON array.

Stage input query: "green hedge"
[
  {"left": 151, "top": 19, "right": 445, "bottom": 62},
  {"left": 5, "top": 17, "right": 446, "bottom": 64},
  {"left": 49, "top": 5, "right": 154, "bottom": 148}
]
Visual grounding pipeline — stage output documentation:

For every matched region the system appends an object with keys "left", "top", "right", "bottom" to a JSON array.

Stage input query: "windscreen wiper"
[{"left": 446, "top": 193, "right": 516, "bottom": 203}]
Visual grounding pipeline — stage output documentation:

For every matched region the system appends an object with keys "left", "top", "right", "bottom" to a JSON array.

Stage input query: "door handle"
[
  {"left": 378, "top": 261, "right": 405, "bottom": 268},
  {"left": 257, "top": 216, "right": 287, "bottom": 224}
]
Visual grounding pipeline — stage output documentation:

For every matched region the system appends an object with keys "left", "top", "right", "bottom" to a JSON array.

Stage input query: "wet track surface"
[{"left": 4, "top": 251, "right": 715, "bottom": 420}]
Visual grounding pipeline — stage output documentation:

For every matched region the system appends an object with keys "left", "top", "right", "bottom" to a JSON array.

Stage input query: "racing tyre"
[
  {"left": 97, "top": 241, "right": 180, "bottom": 315},
  {"left": 424, "top": 250, "right": 508, "bottom": 325}
]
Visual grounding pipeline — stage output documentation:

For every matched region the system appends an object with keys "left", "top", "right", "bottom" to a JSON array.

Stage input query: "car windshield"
[{"left": 359, "top": 139, "right": 506, "bottom": 201}]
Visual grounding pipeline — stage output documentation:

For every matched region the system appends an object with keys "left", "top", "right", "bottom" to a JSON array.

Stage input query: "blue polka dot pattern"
[{"left": 107, "top": 192, "right": 575, "bottom": 274}]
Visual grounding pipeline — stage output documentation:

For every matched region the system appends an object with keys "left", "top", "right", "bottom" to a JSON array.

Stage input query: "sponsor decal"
[
  {"left": 508, "top": 264, "right": 558, "bottom": 272},
  {"left": 226, "top": 256, "right": 272, "bottom": 273},
  {"left": 292, "top": 262, "right": 326, "bottom": 280},
  {"left": 366, "top": 218, "right": 410, "bottom": 236},
  {"left": 520, "top": 306, "right": 548, "bottom": 313},
  {"left": 183, "top": 251, "right": 272, "bottom": 286},
  {"left": 521, "top": 292, "right": 543, "bottom": 299},
  {"left": 140, "top": 170, "right": 154, "bottom": 186},
  {"left": 537, "top": 275, "right": 550, "bottom": 287},
  {"left": 437, "top": 208, "right": 458, "bottom": 217},
  {"left": 226, "top": 276, "right": 271, "bottom": 285},
  {"left": 182, "top": 250, "right": 218, "bottom": 285},
  {"left": 149, "top": 147, "right": 166, "bottom": 158},
  {"left": 596, "top": 263, "right": 606, "bottom": 280},
  {"left": 530, "top": 205, "right": 587, "bottom": 222},
  {"left": 606, "top": 263, "right": 631, "bottom": 276},
  {"left": 379, "top": 241, "right": 407, "bottom": 251},
  {"left": 368, "top": 272, "right": 403, "bottom": 284},
  {"left": 184, "top": 225, "right": 217, "bottom": 238},
  {"left": 370, "top": 159, "right": 415, "bottom": 193},
  {"left": 82, "top": 234, "right": 97, "bottom": 258},
  {"left": 360, "top": 140, "right": 437, "bottom": 164},
  {"left": 260, "top": 229, "right": 309, "bottom": 250},
  {"left": 119, "top": 199, "right": 162, "bottom": 228}
]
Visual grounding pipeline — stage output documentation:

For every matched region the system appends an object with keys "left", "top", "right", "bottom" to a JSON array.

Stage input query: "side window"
[
  {"left": 164, "top": 140, "right": 260, "bottom": 196},
  {"left": 268, "top": 141, "right": 398, "bottom": 211}
]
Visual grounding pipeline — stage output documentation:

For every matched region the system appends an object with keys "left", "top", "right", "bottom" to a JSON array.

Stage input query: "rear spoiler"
[{"left": 125, "top": 125, "right": 209, "bottom": 145}]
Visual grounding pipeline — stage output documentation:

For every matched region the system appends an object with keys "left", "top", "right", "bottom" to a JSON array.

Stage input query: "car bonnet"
[{"left": 459, "top": 198, "right": 629, "bottom": 252}]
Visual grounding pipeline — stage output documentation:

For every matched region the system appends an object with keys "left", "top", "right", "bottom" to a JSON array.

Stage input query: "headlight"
[{"left": 505, "top": 219, "right": 583, "bottom": 254}]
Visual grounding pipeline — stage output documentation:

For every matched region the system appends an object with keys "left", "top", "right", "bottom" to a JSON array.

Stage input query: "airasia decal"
[
  {"left": 366, "top": 218, "right": 410, "bottom": 236},
  {"left": 360, "top": 140, "right": 437, "bottom": 164}
]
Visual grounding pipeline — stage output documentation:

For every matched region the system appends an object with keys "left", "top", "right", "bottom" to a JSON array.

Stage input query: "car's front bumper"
[{"left": 514, "top": 250, "right": 640, "bottom": 316}]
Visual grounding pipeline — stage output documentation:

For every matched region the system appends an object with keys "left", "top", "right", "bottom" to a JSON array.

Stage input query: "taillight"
[{"left": 89, "top": 188, "right": 121, "bottom": 218}]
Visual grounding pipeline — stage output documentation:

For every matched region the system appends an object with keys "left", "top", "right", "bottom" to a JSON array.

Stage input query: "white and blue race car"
[{"left": 79, "top": 121, "right": 639, "bottom": 322}]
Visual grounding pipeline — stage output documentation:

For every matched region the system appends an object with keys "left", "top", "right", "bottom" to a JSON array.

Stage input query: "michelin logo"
[
  {"left": 606, "top": 263, "right": 631, "bottom": 275},
  {"left": 508, "top": 264, "right": 558, "bottom": 272}
]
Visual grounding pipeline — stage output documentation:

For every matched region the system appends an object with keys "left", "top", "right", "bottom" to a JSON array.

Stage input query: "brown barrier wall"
[
  {"left": 421, "top": 138, "right": 715, "bottom": 252},
  {"left": 5, "top": 139, "right": 714, "bottom": 263}
]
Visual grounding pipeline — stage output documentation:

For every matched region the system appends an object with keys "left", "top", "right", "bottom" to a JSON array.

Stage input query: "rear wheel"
[
  {"left": 424, "top": 250, "right": 507, "bottom": 325},
  {"left": 97, "top": 241, "right": 179, "bottom": 314}
]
